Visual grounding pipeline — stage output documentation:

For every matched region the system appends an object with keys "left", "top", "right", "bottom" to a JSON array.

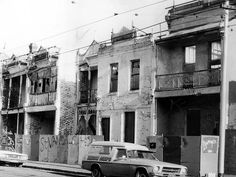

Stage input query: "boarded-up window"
[
  {"left": 110, "top": 63, "right": 118, "bottom": 93},
  {"left": 130, "top": 60, "right": 140, "bottom": 90},
  {"left": 50, "top": 76, "right": 57, "bottom": 92}
]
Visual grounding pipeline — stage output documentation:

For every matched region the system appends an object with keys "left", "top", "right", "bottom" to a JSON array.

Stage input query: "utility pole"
[
  {"left": 218, "top": 1, "right": 229, "bottom": 176},
  {"left": 219, "top": 1, "right": 236, "bottom": 177}
]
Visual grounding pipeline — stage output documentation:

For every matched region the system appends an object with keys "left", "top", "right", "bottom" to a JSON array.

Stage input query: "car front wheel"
[
  {"left": 135, "top": 170, "right": 148, "bottom": 177},
  {"left": 91, "top": 167, "right": 104, "bottom": 177}
]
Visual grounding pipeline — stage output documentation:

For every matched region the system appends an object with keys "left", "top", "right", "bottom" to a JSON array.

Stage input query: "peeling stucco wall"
[{"left": 96, "top": 36, "right": 154, "bottom": 144}]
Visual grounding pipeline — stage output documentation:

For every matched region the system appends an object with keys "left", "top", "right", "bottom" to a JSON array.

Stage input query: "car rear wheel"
[
  {"left": 91, "top": 166, "right": 104, "bottom": 177},
  {"left": 135, "top": 170, "right": 148, "bottom": 177}
]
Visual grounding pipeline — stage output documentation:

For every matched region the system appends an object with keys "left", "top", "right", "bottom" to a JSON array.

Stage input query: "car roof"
[{"left": 90, "top": 141, "right": 149, "bottom": 151}]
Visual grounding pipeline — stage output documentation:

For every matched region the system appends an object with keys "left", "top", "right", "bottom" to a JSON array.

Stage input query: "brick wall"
[{"left": 59, "top": 80, "right": 76, "bottom": 135}]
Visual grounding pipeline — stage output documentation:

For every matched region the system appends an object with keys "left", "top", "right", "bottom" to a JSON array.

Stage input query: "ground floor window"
[{"left": 2, "top": 113, "right": 24, "bottom": 135}]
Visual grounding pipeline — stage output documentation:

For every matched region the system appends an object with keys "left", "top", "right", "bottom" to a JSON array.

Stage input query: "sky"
[{"left": 0, "top": 0, "right": 188, "bottom": 81}]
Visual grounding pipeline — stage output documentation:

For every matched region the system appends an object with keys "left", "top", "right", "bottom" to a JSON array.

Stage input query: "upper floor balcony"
[
  {"left": 29, "top": 92, "right": 56, "bottom": 106},
  {"left": 156, "top": 68, "right": 221, "bottom": 97}
]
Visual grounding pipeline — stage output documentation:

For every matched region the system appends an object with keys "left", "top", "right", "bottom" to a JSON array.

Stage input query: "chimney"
[{"left": 29, "top": 43, "right": 38, "bottom": 53}]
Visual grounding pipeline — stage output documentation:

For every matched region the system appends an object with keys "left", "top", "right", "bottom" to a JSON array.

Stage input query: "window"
[
  {"left": 130, "top": 60, "right": 140, "bottom": 90},
  {"left": 185, "top": 46, "right": 196, "bottom": 64},
  {"left": 116, "top": 149, "right": 127, "bottom": 158},
  {"left": 110, "top": 63, "right": 118, "bottom": 93},
  {"left": 211, "top": 41, "right": 221, "bottom": 69}
]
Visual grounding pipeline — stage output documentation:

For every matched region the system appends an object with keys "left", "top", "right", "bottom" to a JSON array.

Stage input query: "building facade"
[
  {"left": 154, "top": 0, "right": 236, "bottom": 136},
  {"left": 0, "top": 45, "right": 75, "bottom": 136},
  {"left": 76, "top": 27, "right": 156, "bottom": 145}
]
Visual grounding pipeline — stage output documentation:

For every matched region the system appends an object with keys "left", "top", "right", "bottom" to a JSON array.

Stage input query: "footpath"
[
  {"left": 22, "top": 161, "right": 236, "bottom": 177},
  {"left": 22, "top": 161, "right": 91, "bottom": 176}
]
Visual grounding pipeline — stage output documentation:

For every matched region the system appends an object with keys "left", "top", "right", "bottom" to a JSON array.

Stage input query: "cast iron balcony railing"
[
  {"left": 80, "top": 89, "right": 97, "bottom": 104},
  {"left": 156, "top": 68, "right": 221, "bottom": 91}
]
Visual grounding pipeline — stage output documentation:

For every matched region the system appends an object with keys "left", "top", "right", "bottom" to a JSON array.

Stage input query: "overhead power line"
[
  {"left": 6, "top": 0, "right": 170, "bottom": 52},
  {"left": 1, "top": 21, "right": 168, "bottom": 62}
]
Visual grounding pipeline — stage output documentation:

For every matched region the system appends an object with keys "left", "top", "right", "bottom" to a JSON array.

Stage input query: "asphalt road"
[{"left": 0, "top": 166, "right": 90, "bottom": 177}]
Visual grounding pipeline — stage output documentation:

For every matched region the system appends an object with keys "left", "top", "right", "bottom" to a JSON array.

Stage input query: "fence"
[{"left": 0, "top": 134, "right": 103, "bottom": 165}]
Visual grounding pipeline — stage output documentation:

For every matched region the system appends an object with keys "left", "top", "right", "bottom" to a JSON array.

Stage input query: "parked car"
[
  {"left": 0, "top": 150, "right": 28, "bottom": 166},
  {"left": 82, "top": 141, "right": 187, "bottom": 177}
]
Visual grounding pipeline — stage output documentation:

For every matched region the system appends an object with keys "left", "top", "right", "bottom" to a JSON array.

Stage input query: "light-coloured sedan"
[
  {"left": 82, "top": 141, "right": 187, "bottom": 177},
  {"left": 0, "top": 150, "right": 28, "bottom": 166}
]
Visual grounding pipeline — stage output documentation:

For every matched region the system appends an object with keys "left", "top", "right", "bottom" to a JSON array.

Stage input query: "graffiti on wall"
[
  {"left": 39, "top": 135, "right": 68, "bottom": 163},
  {"left": 0, "top": 135, "right": 15, "bottom": 151},
  {"left": 40, "top": 135, "right": 59, "bottom": 152}
]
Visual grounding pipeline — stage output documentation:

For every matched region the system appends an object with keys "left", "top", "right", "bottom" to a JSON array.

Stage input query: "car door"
[{"left": 110, "top": 148, "right": 130, "bottom": 177}]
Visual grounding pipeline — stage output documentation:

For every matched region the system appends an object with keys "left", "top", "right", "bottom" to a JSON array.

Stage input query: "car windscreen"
[{"left": 127, "top": 150, "right": 158, "bottom": 160}]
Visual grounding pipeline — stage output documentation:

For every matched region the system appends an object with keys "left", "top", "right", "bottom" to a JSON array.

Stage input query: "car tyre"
[
  {"left": 135, "top": 170, "right": 148, "bottom": 177},
  {"left": 91, "top": 166, "right": 104, "bottom": 177}
]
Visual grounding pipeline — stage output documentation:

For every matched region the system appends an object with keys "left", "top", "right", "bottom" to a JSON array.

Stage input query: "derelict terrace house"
[
  {"left": 76, "top": 27, "right": 156, "bottom": 145},
  {"left": 154, "top": 0, "right": 236, "bottom": 137},
  {"left": 0, "top": 44, "right": 75, "bottom": 136}
]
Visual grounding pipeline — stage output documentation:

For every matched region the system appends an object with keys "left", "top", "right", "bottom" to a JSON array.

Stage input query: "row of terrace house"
[
  {"left": 0, "top": 44, "right": 75, "bottom": 136},
  {"left": 76, "top": 0, "right": 236, "bottom": 146}
]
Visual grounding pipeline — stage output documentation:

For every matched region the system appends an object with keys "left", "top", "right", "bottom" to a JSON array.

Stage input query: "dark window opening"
[
  {"left": 79, "top": 71, "right": 88, "bottom": 103},
  {"left": 130, "top": 60, "right": 140, "bottom": 90},
  {"left": 10, "top": 76, "right": 20, "bottom": 108},
  {"left": 3, "top": 79, "right": 10, "bottom": 109},
  {"left": 110, "top": 63, "right": 118, "bottom": 93}
]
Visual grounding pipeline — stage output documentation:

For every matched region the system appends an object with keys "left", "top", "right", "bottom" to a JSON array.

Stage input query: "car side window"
[{"left": 116, "top": 149, "right": 127, "bottom": 159}]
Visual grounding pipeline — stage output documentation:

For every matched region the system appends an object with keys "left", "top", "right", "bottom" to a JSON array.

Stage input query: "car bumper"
[{"left": 0, "top": 158, "right": 25, "bottom": 164}]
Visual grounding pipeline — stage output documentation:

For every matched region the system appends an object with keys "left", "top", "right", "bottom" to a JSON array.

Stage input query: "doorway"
[
  {"left": 101, "top": 118, "right": 110, "bottom": 141},
  {"left": 187, "top": 109, "right": 200, "bottom": 136},
  {"left": 124, "top": 112, "right": 135, "bottom": 143}
]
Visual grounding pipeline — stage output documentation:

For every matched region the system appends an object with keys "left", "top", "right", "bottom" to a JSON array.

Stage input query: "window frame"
[
  {"left": 130, "top": 59, "right": 140, "bottom": 91},
  {"left": 210, "top": 41, "right": 221, "bottom": 69},
  {"left": 185, "top": 45, "right": 196, "bottom": 65},
  {"left": 110, "top": 63, "right": 118, "bottom": 93}
]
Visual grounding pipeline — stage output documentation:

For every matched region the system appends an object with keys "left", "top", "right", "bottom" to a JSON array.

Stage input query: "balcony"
[
  {"left": 79, "top": 89, "right": 97, "bottom": 104},
  {"left": 156, "top": 68, "right": 221, "bottom": 91},
  {"left": 29, "top": 92, "right": 56, "bottom": 106}
]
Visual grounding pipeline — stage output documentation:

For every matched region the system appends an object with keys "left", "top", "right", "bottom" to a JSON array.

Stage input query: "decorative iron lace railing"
[{"left": 156, "top": 68, "right": 221, "bottom": 91}]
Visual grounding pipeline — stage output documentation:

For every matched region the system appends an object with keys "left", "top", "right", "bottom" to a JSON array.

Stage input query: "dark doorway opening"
[
  {"left": 101, "top": 118, "right": 110, "bottom": 141},
  {"left": 125, "top": 112, "right": 135, "bottom": 143},
  {"left": 187, "top": 109, "right": 200, "bottom": 136}
]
